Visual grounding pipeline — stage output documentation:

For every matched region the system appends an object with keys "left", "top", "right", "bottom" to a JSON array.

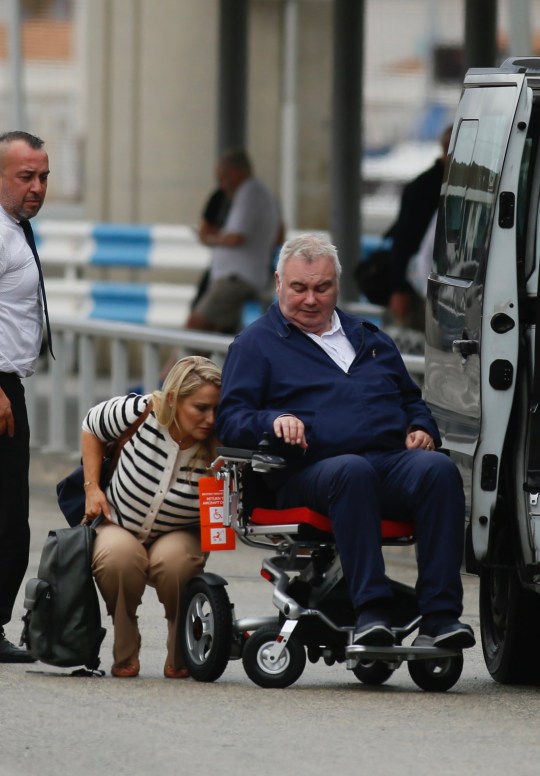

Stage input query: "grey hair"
[{"left": 275, "top": 233, "right": 342, "bottom": 280}]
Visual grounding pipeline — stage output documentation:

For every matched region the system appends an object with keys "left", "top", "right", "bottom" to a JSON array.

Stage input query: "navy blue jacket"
[{"left": 216, "top": 303, "right": 441, "bottom": 467}]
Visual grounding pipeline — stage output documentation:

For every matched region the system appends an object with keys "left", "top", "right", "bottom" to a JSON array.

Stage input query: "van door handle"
[{"left": 452, "top": 339, "right": 479, "bottom": 357}]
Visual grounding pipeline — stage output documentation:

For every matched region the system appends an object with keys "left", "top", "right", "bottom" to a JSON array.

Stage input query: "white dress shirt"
[
  {"left": 0, "top": 205, "right": 42, "bottom": 377},
  {"left": 305, "top": 311, "right": 356, "bottom": 371}
]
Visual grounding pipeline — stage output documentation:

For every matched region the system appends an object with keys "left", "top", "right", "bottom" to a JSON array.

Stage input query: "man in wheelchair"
[{"left": 216, "top": 232, "right": 475, "bottom": 651}]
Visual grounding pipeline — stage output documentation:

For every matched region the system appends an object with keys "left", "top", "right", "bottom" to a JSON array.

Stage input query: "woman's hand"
[
  {"left": 83, "top": 483, "right": 111, "bottom": 521},
  {"left": 406, "top": 429, "right": 435, "bottom": 451},
  {"left": 81, "top": 429, "right": 111, "bottom": 519}
]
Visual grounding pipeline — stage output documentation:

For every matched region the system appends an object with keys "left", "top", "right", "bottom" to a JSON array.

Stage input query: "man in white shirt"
[
  {"left": 186, "top": 149, "right": 282, "bottom": 334},
  {"left": 0, "top": 131, "right": 50, "bottom": 662}
]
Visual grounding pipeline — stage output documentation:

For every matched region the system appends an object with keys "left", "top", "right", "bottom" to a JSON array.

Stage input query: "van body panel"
[
  {"left": 425, "top": 71, "right": 530, "bottom": 561},
  {"left": 424, "top": 57, "right": 540, "bottom": 684}
]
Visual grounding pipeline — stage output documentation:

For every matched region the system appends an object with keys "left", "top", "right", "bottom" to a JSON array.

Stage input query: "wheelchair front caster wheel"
[
  {"left": 353, "top": 659, "right": 395, "bottom": 686},
  {"left": 242, "top": 625, "right": 306, "bottom": 688},
  {"left": 180, "top": 577, "right": 232, "bottom": 682},
  {"left": 408, "top": 653, "right": 464, "bottom": 692}
]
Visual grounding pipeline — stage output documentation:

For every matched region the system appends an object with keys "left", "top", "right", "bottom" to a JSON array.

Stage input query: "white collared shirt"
[
  {"left": 0, "top": 205, "right": 42, "bottom": 377},
  {"left": 305, "top": 312, "right": 356, "bottom": 371}
]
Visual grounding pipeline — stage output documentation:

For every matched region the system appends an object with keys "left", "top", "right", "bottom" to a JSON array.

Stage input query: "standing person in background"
[
  {"left": 386, "top": 125, "right": 452, "bottom": 330},
  {"left": 0, "top": 131, "right": 51, "bottom": 662},
  {"left": 185, "top": 148, "right": 282, "bottom": 335}
]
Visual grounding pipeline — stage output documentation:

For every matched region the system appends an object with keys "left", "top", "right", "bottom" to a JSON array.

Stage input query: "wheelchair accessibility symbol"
[{"left": 209, "top": 506, "right": 223, "bottom": 523}]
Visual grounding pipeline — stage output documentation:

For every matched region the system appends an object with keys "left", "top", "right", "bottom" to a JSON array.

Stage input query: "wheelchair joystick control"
[
  {"left": 252, "top": 433, "right": 287, "bottom": 472},
  {"left": 258, "top": 433, "right": 272, "bottom": 451}
]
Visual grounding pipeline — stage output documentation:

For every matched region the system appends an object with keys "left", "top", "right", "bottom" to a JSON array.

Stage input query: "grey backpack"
[{"left": 21, "top": 516, "right": 106, "bottom": 675}]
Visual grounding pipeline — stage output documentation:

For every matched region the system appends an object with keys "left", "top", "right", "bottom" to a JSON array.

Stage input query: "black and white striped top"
[{"left": 82, "top": 393, "right": 209, "bottom": 544}]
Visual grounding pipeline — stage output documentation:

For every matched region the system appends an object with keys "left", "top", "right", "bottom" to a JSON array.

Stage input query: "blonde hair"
[{"left": 152, "top": 356, "right": 221, "bottom": 466}]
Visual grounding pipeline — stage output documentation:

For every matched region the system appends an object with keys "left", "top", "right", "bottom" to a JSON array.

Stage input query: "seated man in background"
[
  {"left": 216, "top": 233, "right": 475, "bottom": 650},
  {"left": 186, "top": 148, "right": 282, "bottom": 335}
]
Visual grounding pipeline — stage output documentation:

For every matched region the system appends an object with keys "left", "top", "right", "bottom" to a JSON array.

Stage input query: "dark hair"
[
  {"left": 0, "top": 131, "right": 44, "bottom": 149},
  {"left": 219, "top": 148, "right": 252, "bottom": 175}
]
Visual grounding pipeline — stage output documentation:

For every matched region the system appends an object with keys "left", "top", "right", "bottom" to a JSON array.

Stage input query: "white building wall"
[{"left": 7, "top": 0, "right": 540, "bottom": 229}]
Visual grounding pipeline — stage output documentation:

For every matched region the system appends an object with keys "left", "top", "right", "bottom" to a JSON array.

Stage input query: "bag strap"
[
  {"left": 108, "top": 399, "right": 153, "bottom": 474},
  {"left": 89, "top": 514, "right": 105, "bottom": 529}
]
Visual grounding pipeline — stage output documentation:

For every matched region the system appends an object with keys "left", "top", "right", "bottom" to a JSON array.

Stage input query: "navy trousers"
[
  {"left": 0, "top": 374, "right": 30, "bottom": 627},
  {"left": 276, "top": 449, "right": 465, "bottom": 616}
]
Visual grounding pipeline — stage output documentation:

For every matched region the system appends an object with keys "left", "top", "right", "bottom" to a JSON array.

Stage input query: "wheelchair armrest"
[
  {"left": 214, "top": 446, "right": 286, "bottom": 472},
  {"left": 216, "top": 446, "right": 256, "bottom": 460}
]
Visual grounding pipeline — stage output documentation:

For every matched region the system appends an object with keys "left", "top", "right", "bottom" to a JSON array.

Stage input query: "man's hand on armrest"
[{"left": 273, "top": 414, "right": 308, "bottom": 449}]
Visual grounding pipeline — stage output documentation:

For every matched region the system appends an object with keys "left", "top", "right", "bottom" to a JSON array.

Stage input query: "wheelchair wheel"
[
  {"left": 242, "top": 625, "right": 306, "bottom": 688},
  {"left": 180, "top": 578, "right": 232, "bottom": 682},
  {"left": 353, "top": 659, "right": 395, "bottom": 686},
  {"left": 408, "top": 654, "right": 463, "bottom": 692}
]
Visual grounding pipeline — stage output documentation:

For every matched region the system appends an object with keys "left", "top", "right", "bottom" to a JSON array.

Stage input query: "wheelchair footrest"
[{"left": 346, "top": 643, "right": 461, "bottom": 662}]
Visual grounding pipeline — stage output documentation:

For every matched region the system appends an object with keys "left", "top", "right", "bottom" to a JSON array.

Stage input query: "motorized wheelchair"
[{"left": 179, "top": 439, "right": 466, "bottom": 692}]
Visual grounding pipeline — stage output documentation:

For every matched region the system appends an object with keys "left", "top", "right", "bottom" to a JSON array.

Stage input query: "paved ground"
[{"left": 1, "top": 451, "right": 540, "bottom": 776}]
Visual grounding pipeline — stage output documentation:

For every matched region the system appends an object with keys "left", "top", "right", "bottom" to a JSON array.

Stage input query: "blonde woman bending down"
[{"left": 81, "top": 356, "right": 221, "bottom": 678}]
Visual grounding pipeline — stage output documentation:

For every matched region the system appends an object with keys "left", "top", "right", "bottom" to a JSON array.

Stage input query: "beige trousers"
[{"left": 92, "top": 523, "right": 206, "bottom": 670}]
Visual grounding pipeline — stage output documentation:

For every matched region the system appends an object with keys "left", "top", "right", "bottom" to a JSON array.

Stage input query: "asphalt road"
[{"left": 1, "top": 452, "right": 540, "bottom": 776}]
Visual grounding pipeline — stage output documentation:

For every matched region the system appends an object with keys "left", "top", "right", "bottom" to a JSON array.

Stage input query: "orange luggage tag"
[{"left": 198, "top": 476, "right": 236, "bottom": 551}]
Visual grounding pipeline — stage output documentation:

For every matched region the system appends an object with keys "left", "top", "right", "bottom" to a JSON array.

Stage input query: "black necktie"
[{"left": 19, "top": 218, "right": 54, "bottom": 359}]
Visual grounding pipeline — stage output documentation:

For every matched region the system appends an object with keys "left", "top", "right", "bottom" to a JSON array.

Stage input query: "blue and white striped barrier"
[
  {"left": 35, "top": 220, "right": 388, "bottom": 328},
  {"left": 34, "top": 220, "right": 209, "bottom": 273},
  {"left": 34, "top": 220, "right": 208, "bottom": 327},
  {"left": 45, "top": 278, "right": 194, "bottom": 328}
]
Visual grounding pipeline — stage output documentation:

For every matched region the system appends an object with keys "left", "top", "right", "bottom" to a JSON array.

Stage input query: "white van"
[{"left": 425, "top": 57, "right": 540, "bottom": 684}]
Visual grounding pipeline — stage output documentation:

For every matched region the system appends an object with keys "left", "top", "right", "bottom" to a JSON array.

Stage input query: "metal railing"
[
  {"left": 27, "top": 314, "right": 425, "bottom": 453},
  {"left": 28, "top": 316, "right": 234, "bottom": 453}
]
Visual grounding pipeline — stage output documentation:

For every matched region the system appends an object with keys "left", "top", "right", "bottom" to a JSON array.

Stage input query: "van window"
[
  {"left": 434, "top": 85, "right": 517, "bottom": 280},
  {"left": 515, "top": 114, "right": 540, "bottom": 283}
]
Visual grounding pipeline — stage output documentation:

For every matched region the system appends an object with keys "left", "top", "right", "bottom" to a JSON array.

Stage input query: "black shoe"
[
  {"left": 353, "top": 606, "right": 395, "bottom": 647},
  {"left": 419, "top": 615, "right": 476, "bottom": 650},
  {"left": 433, "top": 622, "right": 476, "bottom": 650},
  {"left": 0, "top": 629, "right": 36, "bottom": 663}
]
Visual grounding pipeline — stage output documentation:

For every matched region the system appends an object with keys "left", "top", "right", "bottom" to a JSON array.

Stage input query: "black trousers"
[{"left": 0, "top": 373, "right": 30, "bottom": 627}]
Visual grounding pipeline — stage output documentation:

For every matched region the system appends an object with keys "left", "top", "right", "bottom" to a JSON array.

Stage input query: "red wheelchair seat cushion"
[{"left": 250, "top": 506, "right": 414, "bottom": 540}]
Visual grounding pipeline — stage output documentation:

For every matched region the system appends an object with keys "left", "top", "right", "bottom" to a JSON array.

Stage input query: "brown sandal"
[
  {"left": 164, "top": 664, "right": 189, "bottom": 679},
  {"left": 111, "top": 659, "right": 140, "bottom": 678}
]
